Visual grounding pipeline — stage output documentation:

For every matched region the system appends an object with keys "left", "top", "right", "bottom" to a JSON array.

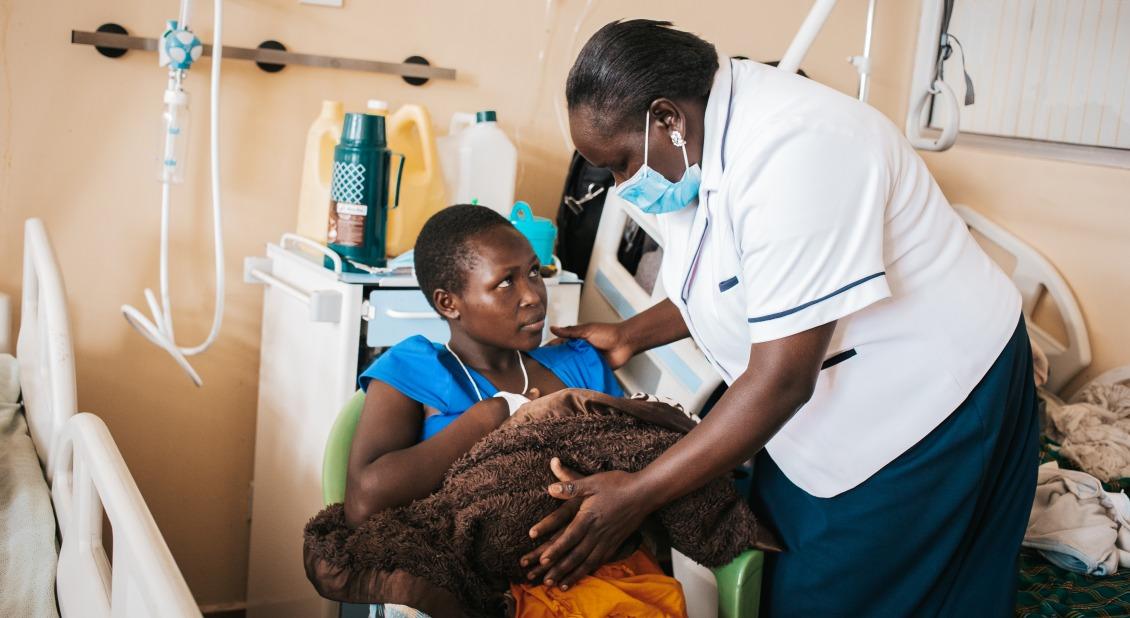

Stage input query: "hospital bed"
[{"left": 5, "top": 218, "right": 199, "bottom": 617}]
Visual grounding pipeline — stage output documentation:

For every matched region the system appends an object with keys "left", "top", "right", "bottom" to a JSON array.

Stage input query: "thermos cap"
[{"left": 341, "top": 112, "right": 386, "bottom": 147}]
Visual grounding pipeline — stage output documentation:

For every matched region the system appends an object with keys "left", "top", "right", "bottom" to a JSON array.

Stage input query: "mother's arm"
[
  {"left": 344, "top": 382, "right": 509, "bottom": 527},
  {"left": 523, "top": 321, "right": 836, "bottom": 588}
]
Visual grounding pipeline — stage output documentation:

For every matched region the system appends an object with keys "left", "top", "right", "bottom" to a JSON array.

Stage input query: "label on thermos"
[
  {"left": 330, "top": 161, "right": 368, "bottom": 247},
  {"left": 335, "top": 202, "right": 367, "bottom": 246}
]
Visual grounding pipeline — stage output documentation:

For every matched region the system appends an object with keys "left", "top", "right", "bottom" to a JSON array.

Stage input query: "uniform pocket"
[
  {"left": 719, "top": 276, "right": 740, "bottom": 292},
  {"left": 821, "top": 348, "right": 857, "bottom": 370}
]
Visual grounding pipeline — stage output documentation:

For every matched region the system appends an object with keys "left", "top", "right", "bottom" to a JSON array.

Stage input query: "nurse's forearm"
[
  {"left": 623, "top": 298, "right": 691, "bottom": 354},
  {"left": 630, "top": 324, "right": 836, "bottom": 509},
  {"left": 630, "top": 373, "right": 803, "bottom": 509}
]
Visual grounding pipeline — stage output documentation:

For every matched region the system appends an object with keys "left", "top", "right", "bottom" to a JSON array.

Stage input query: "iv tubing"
[{"left": 122, "top": 0, "right": 224, "bottom": 387}]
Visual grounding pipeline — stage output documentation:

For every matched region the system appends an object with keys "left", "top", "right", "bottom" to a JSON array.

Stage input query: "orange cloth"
[{"left": 511, "top": 549, "right": 687, "bottom": 618}]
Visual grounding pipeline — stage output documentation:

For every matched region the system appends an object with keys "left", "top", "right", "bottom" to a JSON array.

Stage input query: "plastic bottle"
[
  {"left": 295, "top": 100, "right": 345, "bottom": 243},
  {"left": 384, "top": 103, "right": 446, "bottom": 257},
  {"left": 436, "top": 110, "right": 518, "bottom": 217},
  {"left": 437, "top": 112, "right": 473, "bottom": 204},
  {"left": 366, "top": 99, "right": 389, "bottom": 117}
]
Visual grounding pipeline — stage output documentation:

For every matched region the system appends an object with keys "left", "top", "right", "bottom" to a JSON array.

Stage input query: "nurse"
[{"left": 523, "top": 19, "right": 1039, "bottom": 616}]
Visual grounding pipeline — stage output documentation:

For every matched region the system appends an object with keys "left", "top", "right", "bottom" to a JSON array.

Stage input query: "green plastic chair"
[{"left": 321, "top": 391, "right": 762, "bottom": 618}]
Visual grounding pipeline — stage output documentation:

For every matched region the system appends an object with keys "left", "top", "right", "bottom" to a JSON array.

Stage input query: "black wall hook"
[
  {"left": 402, "top": 56, "right": 431, "bottom": 86},
  {"left": 255, "top": 40, "right": 287, "bottom": 73},
  {"left": 94, "top": 23, "right": 129, "bottom": 58}
]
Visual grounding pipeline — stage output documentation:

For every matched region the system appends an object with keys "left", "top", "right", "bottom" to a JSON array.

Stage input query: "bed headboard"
[
  {"left": 954, "top": 204, "right": 1092, "bottom": 394},
  {"left": 17, "top": 218, "right": 78, "bottom": 480}
]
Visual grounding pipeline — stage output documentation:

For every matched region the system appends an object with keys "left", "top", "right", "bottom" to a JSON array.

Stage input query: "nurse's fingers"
[
  {"left": 528, "top": 496, "right": 580, "bottom": 540},
  {"left": 547, "top": 473, "right": 594, "bottom": 501},
  {"left": 549, "top": 325, "right": 586, "bottom": 340},
  {"left": 550, "top": 457, "right": 581, "bottom": 483},
  {"left": 537, "top": 510, "right": 593, "bottom": 566},
  {"left": 542, "top": 534, "right": 601, "bottom": 589},
  {"left": 558, "top": 545, "right": 613, "bottom": 590},
  {"left": 521, "top": 531, "right": 561, "bottom": 577}
]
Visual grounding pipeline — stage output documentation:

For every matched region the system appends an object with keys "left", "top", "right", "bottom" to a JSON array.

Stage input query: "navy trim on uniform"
[
  {"left": 719, "top": 276, "right": 740, "bottom": 292},
  {"left": 820, "top": 348, "right": 857, "bottom": 370},
  {"left": 748, "top": 272, "right": 886, "bottom": 323}
]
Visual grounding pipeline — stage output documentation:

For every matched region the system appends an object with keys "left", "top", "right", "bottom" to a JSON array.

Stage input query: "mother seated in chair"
[{"left": 344, "top": 204, "right": 688, "bottom": 617}]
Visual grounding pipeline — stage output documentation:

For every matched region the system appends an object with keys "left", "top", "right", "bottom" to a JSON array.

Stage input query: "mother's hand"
[
  {"left": 549, "top": 323, "right": 634, "bottom": 369},
  {"left": 520, "top": 458, "right": 656, "bottom": 589}
]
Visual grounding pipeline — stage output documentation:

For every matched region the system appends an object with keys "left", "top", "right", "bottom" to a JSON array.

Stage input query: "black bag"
[{"left": 555, "top": 151, "right": 615, "bottom": 279}]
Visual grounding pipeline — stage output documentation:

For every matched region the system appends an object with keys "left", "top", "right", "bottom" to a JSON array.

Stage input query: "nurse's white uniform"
[
  {"left": 653, "top": 57, "right": 1040, "bottom": 617},
  {"left": 657, "top": 58, "right": 1021, "bottom": 498}
]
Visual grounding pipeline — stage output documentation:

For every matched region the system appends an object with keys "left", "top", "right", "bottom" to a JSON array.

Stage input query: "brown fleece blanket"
[{"left": 304, "top": 388, "right": 779, "bottom": 617}]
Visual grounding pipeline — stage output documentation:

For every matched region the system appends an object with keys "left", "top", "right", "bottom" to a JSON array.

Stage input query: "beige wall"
[{"left": 1, "top": 0, "right": 1126, "bottom": 608}]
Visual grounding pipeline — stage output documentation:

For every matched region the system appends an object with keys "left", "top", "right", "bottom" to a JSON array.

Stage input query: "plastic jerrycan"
[
  {"left": 437, "top": 112, "right": 476, "bottom": 206},
  {"left": 438, "top": 110, "right": 518, "bottom": 216},
  {"left": 295, "top": 100, "right": 345, "bottom": 242},
  {"left": 384, "top": 104, "right": 446, "bottom": 257}
]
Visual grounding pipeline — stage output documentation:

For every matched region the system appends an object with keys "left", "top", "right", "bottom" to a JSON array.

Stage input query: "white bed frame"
[
  {"left": 18, "top": 219, "right": 78, "bottom": 482},
  {"left": 954, "top": 204, "right": 1092, "bottom": 394},
  {"left": 16, "top": 218, "right": 201, "bottom": 618}
]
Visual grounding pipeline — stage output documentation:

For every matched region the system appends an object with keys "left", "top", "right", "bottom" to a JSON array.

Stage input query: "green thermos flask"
[{"left": 327, "top": 112, "right": 404, "bottom": 271}]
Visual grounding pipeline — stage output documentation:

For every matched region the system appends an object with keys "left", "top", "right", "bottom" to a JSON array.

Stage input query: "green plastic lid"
[
  {"left": 475, "top": 110, "right": 497, "bottom": 123},
  {"left": 340, "top": 112, "right": 386, "bottom": 147}
]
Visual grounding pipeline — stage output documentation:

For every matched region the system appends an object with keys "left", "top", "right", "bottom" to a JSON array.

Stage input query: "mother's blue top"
[{"left": 359, "top": 336, "right": 624, "bottom": 440}]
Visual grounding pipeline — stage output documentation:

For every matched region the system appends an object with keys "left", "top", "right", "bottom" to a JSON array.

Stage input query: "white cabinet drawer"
[{"left": 365, "top": 290, "right": 449, "bottom": 347}]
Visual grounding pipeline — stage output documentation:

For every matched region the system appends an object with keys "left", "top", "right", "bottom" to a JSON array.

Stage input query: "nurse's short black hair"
[
  {"left": 414, "top": 204, "right": 513, "bottom": 310},
  {"left": 567, "top": 19, "right": 719, "bottom": 133}
]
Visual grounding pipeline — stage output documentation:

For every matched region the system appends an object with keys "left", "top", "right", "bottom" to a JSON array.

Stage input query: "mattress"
[{"left": 0, "top": 354, "right": 59, "bottom": 618}]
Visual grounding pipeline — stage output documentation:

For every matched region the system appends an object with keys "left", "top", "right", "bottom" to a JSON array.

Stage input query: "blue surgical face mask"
[{"left": 616, "top": 111, "right": 702, "bottom": 215}]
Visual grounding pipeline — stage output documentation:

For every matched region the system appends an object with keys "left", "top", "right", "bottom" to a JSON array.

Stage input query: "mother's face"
[{"left": 569, "top": 102, "right": 696, "bottom": 186}]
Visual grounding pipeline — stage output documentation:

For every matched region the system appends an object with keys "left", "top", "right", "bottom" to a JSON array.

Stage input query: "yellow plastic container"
[
  {"left": 295, "top": 100, "right": 345, "bottom": 243},
  {"left": 384, "top": 103, "right": 447, "bottom": 257}
]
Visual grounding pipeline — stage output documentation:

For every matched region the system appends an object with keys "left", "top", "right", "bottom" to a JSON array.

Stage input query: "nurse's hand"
[
  {"left": 520, "top": 458, "right": 655, "bottom": 589},
  {"left": 551, "top": 299, "right": 690, "bottom": 368},
  {"left": 550, "top": 324, "right": 634, "bottom": 369}
]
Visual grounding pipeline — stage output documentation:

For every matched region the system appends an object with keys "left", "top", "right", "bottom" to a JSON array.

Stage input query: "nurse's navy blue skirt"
[{"left": 753, "top": 316, "right": 1040, "bottom": 617}]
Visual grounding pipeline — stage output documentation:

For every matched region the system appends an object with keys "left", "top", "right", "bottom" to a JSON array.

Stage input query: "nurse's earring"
[{"left": 670, "top": 129, "right": 690, "bottom": 169}]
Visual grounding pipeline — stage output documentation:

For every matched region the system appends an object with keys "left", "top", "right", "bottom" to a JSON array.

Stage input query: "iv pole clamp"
[{"left": 120, "top": 2, "right": 225, "bottom": 387}]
